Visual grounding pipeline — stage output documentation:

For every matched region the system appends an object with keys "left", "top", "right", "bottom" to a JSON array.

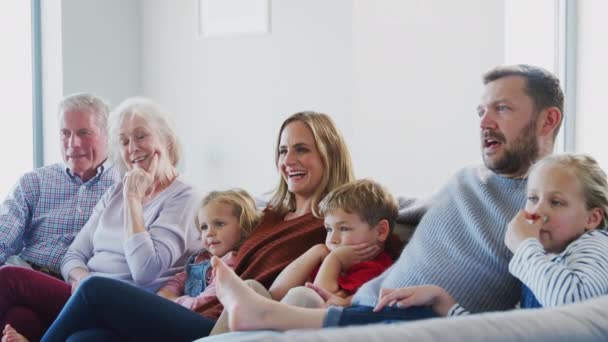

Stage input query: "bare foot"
[
  {"left": 2, "top": 325, "right": 29, "bottom": 342},
  {"left": 212, "top": 256, "right": 277, "bottom": 331}
]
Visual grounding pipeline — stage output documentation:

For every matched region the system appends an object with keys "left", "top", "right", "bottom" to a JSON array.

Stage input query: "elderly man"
[{"left": 0, "top": 93, "right": 118, "bottom": 277}]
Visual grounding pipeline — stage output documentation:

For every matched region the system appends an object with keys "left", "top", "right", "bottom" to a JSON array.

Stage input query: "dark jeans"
[
  {"left": 324, "top": 304, "right": 438, "bottom": 327},
  {"left": 42, "top": 276, "right": 216, "bottom": 342}
]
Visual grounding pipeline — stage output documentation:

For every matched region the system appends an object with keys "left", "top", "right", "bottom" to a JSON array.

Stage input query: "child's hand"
[
  {"left": 505, "top": 210, "right": 544, "bottom": 253},
  {"left": 373, "top": 285, "right": 456, "bottom": 316},
  {"left": 329, "top": 243, "right": 380, "bottom": 270},
  {"left": 305, "top": 282, "right": 352, "bottom": 307}
]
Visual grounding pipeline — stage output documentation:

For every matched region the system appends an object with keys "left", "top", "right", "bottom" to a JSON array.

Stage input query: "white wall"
[
  {"left": 140, "top": 0, "right": 505, "bottom": 197},
  {"left": 576, "top": 0, "right": 608, "bottom": 170},
  {"left": 141, "top": 0, "right": 354, "bottom": 195},
  {"left": 40, "top": 0, "right": 507, "bottom": 198},
  {"left": 351, "top": 0, "right": 504, "bottom": 196},
  {"left": 42, "top": 0, "right": 143, "bottom": 164}
]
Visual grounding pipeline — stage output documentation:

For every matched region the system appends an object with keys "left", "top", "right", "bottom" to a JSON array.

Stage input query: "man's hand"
[
  {"left": 328, "top": 243, "right": 380, "bottom": 270},
  {"left": 505, "top": 210, "right": 544, "bottom": 253},
  {"left": 374, "top": 285, "right": 456, "bottom": 316},
  {"left": 305, "top": 282, "right": 352, "bottom": 307}
]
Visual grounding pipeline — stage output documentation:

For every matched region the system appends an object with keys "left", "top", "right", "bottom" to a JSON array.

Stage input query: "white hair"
[
  {"left": 108, "top": 97, "right": 182, "bottom": 176},
  {"left": 58, "top": 93, "right": 110, "bottom": 134}
]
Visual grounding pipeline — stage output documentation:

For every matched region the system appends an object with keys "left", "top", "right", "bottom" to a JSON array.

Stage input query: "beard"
[{"left": 482, "top": 119, "right": 539, "bottom": 177}]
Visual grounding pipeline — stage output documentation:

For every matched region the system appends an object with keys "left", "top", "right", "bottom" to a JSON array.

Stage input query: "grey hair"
[
  {"left": 58, "top": 93, "right": 110, "bottom": 134},
  {"left": 108, "top": 97, "right": 182, "bottom": 175},
  {"left": 530, "top": 153, "right": 608, "bottom": 228}
]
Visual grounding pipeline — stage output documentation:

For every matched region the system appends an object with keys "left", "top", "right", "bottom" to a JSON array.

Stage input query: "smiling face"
[
  {"left": 324, "top": 208, "right": 381, "bottom": 252},
  {"left": 478, "top": 76, "right": 540, "bottom": 178},
  {"left": 60, "top": 109, "right": 108, "bottom": 181},
  {"left": 197, "top": 201, "right": 242, "bottom": 257},
  {"left": 119, "top": 114, "right": 169, "bottom": 173},
  {"left": 526, "top": 163, "right": 602, "bottom": 253},
  {"left": 278, "top": 121, "right": 325, "bottom": 202}
]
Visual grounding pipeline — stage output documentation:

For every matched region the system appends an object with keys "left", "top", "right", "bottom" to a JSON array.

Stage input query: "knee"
[
  {"left": 76, "top": 276, "right": 113, "bottom": 298},
  {"left": 282, "top": 286, "right": 324, "bottom": 308},
  {"left": 243, "top": 279, "right": 271, "bottom": 298},
  {"left": 0, "top": 265, "right": 32, "bottom": 286}
]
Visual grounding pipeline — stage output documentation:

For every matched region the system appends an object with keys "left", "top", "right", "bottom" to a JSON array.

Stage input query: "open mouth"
[
  {"left": 288, "top": 170, "right": 307, "bottom": 179},
  {"left": 131, "top": 154, "right": 148, "bottom": 164}
]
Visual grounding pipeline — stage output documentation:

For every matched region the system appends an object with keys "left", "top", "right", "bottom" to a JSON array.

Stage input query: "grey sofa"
[{"left": 198, "top": 294, "right": 608, "bottom": 341}]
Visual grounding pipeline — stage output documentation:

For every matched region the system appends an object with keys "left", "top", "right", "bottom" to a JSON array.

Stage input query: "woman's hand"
[
  {"left": 505, "top": 210, "right": 544, "bottom": 253},
  {"left": 373, "top": 285, "right": 456, "bottom": 316},
  {"left": 68, "top": 267, "right": 91, "bottom": 295},
  {"left": 123, "top": 153, "right": 159, "bottom": 202}
]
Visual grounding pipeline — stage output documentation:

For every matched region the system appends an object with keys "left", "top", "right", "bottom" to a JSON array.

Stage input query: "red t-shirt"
[{"left": 310, "top": 250, "right": 393, "bottom": 295}]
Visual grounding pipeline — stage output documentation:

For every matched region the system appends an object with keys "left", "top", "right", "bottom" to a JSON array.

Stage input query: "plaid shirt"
[{"left": 0, "top": 161, "right": 118, "bottom": 273}]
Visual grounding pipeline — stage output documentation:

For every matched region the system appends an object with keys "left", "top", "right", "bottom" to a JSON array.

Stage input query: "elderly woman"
[
  {"left": 21, "top": 112, "right": 363, "bottom": 341},
  {"left": 0, "top": 98, "right": 200, "bottom": 341}
]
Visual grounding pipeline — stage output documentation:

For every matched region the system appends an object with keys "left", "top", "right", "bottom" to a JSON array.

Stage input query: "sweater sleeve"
[
  {"left": 123, "top": 187, "right": 198, "bottom": 286},
  {"left": 509, "top": 232, "right": 608, "bottom": 307},
  {"left": 61, "top": 186, "right": 111, "bottom": 280}
]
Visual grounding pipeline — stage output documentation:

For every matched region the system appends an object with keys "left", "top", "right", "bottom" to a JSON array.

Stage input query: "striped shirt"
[
  {"left": 509, "top": 229, "right": 608, "bottom": 307},
  {"left": 354, "top": 166, "right": 526, "bottom": 312},
  {"left": 0, "top": 161, "right": 118, "bottom": 273}
]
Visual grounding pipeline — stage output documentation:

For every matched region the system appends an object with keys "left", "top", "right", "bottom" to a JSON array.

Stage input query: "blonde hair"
[
  {"left": 108, "top": 97, "right": 182, "bottom": 178},
  {"left": 195, "top": 189, "right": 261, "bottom": 247},
  {"left": 268, "top": 111, "right": 355, "bottom": 218},
  {"left": 319, "top": 179, "right": 398, "bottom": 233},
  {"left": 530, "top": 153, "right": 608, "bottom": 227}
]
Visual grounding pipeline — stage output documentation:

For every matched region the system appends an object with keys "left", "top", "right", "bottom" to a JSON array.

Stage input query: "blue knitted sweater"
[{"left": 353, "top": 166, "right": 526, "bottom": 313}]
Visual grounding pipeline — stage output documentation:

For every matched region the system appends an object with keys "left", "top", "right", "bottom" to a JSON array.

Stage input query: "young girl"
[
  {"left": 374, "top": 153, "right": 608, "bottom": 316},
  {"left": 156, "top": 189, "right": 261, "bottom": 310}
]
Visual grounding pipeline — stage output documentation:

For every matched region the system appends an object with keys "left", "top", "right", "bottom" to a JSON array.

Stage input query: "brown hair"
[
  {"left": 319, "top": 179, "right": 398, "bottom": 233},
  {"left": 268, "top": 111, "right": 355, "bottom": 218},
  {"left": 483, "top": 64, "right": 564, "bottom": 139}
]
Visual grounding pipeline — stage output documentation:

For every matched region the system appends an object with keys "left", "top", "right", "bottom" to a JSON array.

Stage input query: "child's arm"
[
  {"left": 373, "top": 285, "right": 460, "bottom": 316},
  {"left": 157, "top": 270, "right": 187, "bottom": 301},
  {"left": 269, "top": 244, "right": 330, "bottom": 300},
  {"left": 509, "top": 231, "right": 608, "bottom": 307},
  {"left": 313, "top": 243, "right": 380, "bottom": 294}
]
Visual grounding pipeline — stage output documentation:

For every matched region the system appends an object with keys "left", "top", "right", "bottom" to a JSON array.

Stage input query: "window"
[{"left": 0, "top": 0, "right": 34, "bottom": 200}]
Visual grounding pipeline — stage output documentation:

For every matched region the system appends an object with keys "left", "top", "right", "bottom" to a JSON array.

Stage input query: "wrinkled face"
[
  {"left": 278, "top": 121, "right": 324, "bottom": 201},
  {"left": 525, "top": 163, "right": 600, "bottom": 253},
  {"left": 119, "top": 115, "right": 169, "bottom": 174},
  {"left": 60, "top": 109, "right": 108, "bottom": 182},
  {"left": 324, "top": 208, "right": 379, "bottom": 252},
  {"left": 198, "top": 201, "right": 242, "bottom": 257},
  {"left": 478, "top": 76, "right": 540, "bottom": 177}
]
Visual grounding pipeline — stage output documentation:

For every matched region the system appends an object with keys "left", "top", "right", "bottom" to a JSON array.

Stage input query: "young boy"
[{"left": 268, "top": 178, "right": 398, "bottom": 307}]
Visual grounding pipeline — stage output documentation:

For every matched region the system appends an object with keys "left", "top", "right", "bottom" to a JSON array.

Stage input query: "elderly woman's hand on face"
[{"left": 123, "top": 153, "right": 159, "bottom": 203}]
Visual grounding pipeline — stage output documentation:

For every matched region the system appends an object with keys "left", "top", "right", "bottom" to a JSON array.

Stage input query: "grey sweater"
[{"left": 353, "top": 166, "right": 526, "bottom": 313}]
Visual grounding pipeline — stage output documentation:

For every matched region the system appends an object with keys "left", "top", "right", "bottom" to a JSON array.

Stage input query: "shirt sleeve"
[
  {"left": 509, "top": 233, "right": 608, "bottom": 307},
  {"left": 60, "top": 186, "right": 110, "bottom": 280},
  {"left": 123, "top": 187, "right": 199, "bottom": 286},
  {"left": 447, "top": 303, "right": 470, "bottom": 316},
  {"left": 0, "top": 174, "right": 38, "bottom": 263},
  {"left": 160, "top": 269, "right": 188, "bottom": 297}
]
